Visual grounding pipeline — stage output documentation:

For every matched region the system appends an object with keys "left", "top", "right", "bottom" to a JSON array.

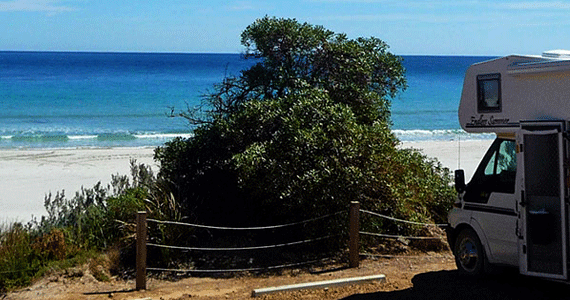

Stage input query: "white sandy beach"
[
  {"left": 0, "top": 148, "right": 157, "bottom": 223},
  {"left": 401, "top": 139, "right": 494, "bottom": 180},
  {"left": 0, "top": 139, "right": 494, "bottom": 223}
]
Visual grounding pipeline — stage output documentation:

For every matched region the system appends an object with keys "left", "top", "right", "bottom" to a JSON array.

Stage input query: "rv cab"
[{"left": 448, "top": 50, "right": 570, "bottom": 280}]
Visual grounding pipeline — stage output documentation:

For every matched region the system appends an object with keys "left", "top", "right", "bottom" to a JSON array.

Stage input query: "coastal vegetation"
[
  {"left": 155, "top": 16, "right": 454, "bottom": 239},
  {"left": 0, "top": 17, "right": 455, "bottom": 293}
]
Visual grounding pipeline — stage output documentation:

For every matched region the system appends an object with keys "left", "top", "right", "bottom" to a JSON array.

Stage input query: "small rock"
[
  {"left": 80, "top": 273, "right": 97, "bottom": 284},
  {"left": 66, "top": 267, "right": 84, "bottom": 278}
]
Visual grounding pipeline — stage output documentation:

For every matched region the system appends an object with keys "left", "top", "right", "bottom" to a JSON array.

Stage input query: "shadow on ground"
[{"left": 342, "top": 269, "right": 570, "bottom": 300}]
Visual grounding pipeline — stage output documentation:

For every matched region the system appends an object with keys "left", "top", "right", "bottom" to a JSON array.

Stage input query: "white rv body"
[
  {"left": 459, "top": 51, "right": 570, "bottom": 134},
  {"left": 448, "top": 50, "right": 570, "bottom": 280}
]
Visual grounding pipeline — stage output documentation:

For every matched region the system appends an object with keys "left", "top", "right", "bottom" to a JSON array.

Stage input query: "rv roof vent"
[{"left": 542, "top": 49, "right": 570, "bottom": 59}]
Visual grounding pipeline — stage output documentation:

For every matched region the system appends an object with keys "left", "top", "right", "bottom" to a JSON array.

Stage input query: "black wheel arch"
[{"left": 447, "top": 223, "right": 475, "bottom": 252}]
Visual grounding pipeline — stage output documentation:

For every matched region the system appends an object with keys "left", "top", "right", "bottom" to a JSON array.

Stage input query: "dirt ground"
[{"left": 5, "top": 251, "right": 570, "bottom": 300}]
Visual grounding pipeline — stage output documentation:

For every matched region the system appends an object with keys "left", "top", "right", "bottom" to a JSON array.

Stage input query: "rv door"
[{"left": 518, "top": 121, "right": 567, "bottom": 280}]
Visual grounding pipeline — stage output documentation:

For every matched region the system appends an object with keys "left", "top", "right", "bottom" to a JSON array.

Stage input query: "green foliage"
[
  {"left": 239, "top": 17, "right": 406, "bottom": 125},
  {"left": 0, "top": 220, "right": 109, "bottom": 293},
  {"left": 0, "top": 223, "right": 41, "bottom": 292},
  {"left": 37, "top": 159, "right": 189, "bottom": 253},
  {"left": 0, "top": 160, "right": 190, "bottom": 292},
  {"left": 230, "top": 89, "right": 395, "bottom": 222},
  {"left": 39, "top": 168, "right": 149, "bottom": 250},
  {"left": 181, "top": 16, "right": 406, "bottom": 127},
  {"left": 157, "top": 16, "right": 455, "bottom": 250}
]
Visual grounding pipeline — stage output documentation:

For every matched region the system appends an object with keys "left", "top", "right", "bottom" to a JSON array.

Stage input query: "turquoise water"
[
  {"left": 392, "top": 55, "right": 495, "bottom": 141},
  {"left": 0, "top": 52, "right": 495, "bottom": 148}
]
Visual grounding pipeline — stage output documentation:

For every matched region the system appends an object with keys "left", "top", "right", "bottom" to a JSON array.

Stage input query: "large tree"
[
  {"left": 155, "top": 17, "right": 454, "bottom": 237},
  {"left": 185, "top": 17, "right": 406, "bottom": 125}
]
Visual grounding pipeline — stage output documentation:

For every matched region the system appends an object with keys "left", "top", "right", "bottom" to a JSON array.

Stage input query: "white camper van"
[{"left": 448, "top": 50, "right": 570, "bottom": 280}]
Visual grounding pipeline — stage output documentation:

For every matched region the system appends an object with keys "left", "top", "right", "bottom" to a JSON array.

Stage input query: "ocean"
[{"left": 0, "top": 52, "right": 496, "bottom": 149}]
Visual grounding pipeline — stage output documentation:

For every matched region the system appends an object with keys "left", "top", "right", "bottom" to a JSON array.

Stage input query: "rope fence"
[
  {"left": 147, "top": 234, "right": 341, "bottom": 252},
  {"left": 360, "top": 209, "right": 448, "bottom": 227},
  {"left": 358, "top": 208, "right": 447, "bottom": 244},
  {"left": 147, "top": 211, "right": 344, "bottom": 230},
  {"left": 134, "top": 201, "right": 448, "bottom": 290},
  {"left": 360, "top": 232, "right": 443, "bottom": 240},
  {"left": 135, "top": 209, "right": 345, "bottom": 290}
]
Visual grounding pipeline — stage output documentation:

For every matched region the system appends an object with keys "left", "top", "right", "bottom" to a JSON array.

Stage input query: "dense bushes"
[
  {"left": 0, "top": 223, "right": 40, "bottom": 291},
  {"left": 155, "top": 17, "right": 455, "bottom": 245},
  {"left": 38, "top": 161, "right": 154, "bottom": 250},
  {"left": 0, "top": 161, "right": 185, "bottom": 292}
]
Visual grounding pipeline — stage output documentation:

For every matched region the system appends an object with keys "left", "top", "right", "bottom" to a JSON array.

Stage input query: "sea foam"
[{"left": 393, "top": 129, "right": 495, "bottom": 142}]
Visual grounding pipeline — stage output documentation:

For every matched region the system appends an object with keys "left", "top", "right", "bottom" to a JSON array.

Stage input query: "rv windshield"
[
  {"left": 465, "top": 138, "right": 516, "bottom": 203},
  {"left": 485, "top": 140, "right": 516, "bottom": 177}
]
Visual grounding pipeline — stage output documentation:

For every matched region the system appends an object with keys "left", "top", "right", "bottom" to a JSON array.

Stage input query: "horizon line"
[{"left": 0, "top": 49, "right": 501, "bottom": 57}]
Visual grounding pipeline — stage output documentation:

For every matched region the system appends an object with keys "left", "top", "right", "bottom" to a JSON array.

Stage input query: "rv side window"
[
  {"left": 465, "top": 139, "right": 516, "bottom": 203},
  {"left": 477, "top": 73, "right": 501, "bottom": 113}
]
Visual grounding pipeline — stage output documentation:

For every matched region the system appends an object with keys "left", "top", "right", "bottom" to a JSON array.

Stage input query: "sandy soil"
[
  {"left": 5, "top": 252, "right": 455, "bottom": 300},
  {"left": 7, "top": 251, "right": 570, "bottom": 300}
]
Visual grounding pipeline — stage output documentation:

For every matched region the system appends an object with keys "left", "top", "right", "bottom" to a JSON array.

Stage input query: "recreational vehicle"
[{"left": 448, "top": 50, "right": 570, "bottom": 280}]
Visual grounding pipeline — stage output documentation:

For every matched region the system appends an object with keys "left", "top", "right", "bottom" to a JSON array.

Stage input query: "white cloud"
[{"left": 0, "top": 0, "right": 77, "bottom": 12}]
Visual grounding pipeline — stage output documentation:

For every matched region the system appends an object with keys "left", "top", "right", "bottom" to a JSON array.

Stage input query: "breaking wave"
[{"left": 393, "top": 129, "right": 495, "bottom": 142}]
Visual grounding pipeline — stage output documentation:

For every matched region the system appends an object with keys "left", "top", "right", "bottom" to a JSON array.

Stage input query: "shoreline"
[{"left": 0, "top": 139, "right": 494, "bottom": 223}]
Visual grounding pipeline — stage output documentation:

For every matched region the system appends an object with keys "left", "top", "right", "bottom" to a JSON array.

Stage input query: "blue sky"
[{"left": 2, "top": 0, "right": 570, "bottom": 56}]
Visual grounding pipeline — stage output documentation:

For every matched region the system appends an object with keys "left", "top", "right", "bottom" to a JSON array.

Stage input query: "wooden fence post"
[
  {"left": 349, "top": 201, "right": 360, "bottom": 268},
  {"left": 136, "top": 211, "right": 147, "bottom": 290}
]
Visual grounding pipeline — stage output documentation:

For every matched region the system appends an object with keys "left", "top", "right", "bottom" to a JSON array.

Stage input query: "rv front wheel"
[{"left": 454, "top": 228, "right": 485, "bottom": 276}]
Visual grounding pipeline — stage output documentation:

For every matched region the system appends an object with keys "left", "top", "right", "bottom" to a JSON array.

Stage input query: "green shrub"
[
  {"left": 0, "top": 223, "right": 41, "bottom": 292},
  {"left": 0, "top": 159, "right": 194, "bottom": 292},
  {"left": 37, "top": 160, "right": 154, "bottom": 250},
  {"left": 155, "top": 17, "right": 456, "bottom": 255}
]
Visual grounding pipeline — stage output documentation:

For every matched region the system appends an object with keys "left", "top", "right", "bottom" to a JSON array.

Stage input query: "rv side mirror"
[{"left": 455, "top": 169, "right": 466, "bottom": 193}]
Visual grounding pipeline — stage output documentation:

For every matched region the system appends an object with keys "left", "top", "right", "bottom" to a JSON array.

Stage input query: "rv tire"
[{"left": 454, "top": 228, "right": 486, "bottom": 276}]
